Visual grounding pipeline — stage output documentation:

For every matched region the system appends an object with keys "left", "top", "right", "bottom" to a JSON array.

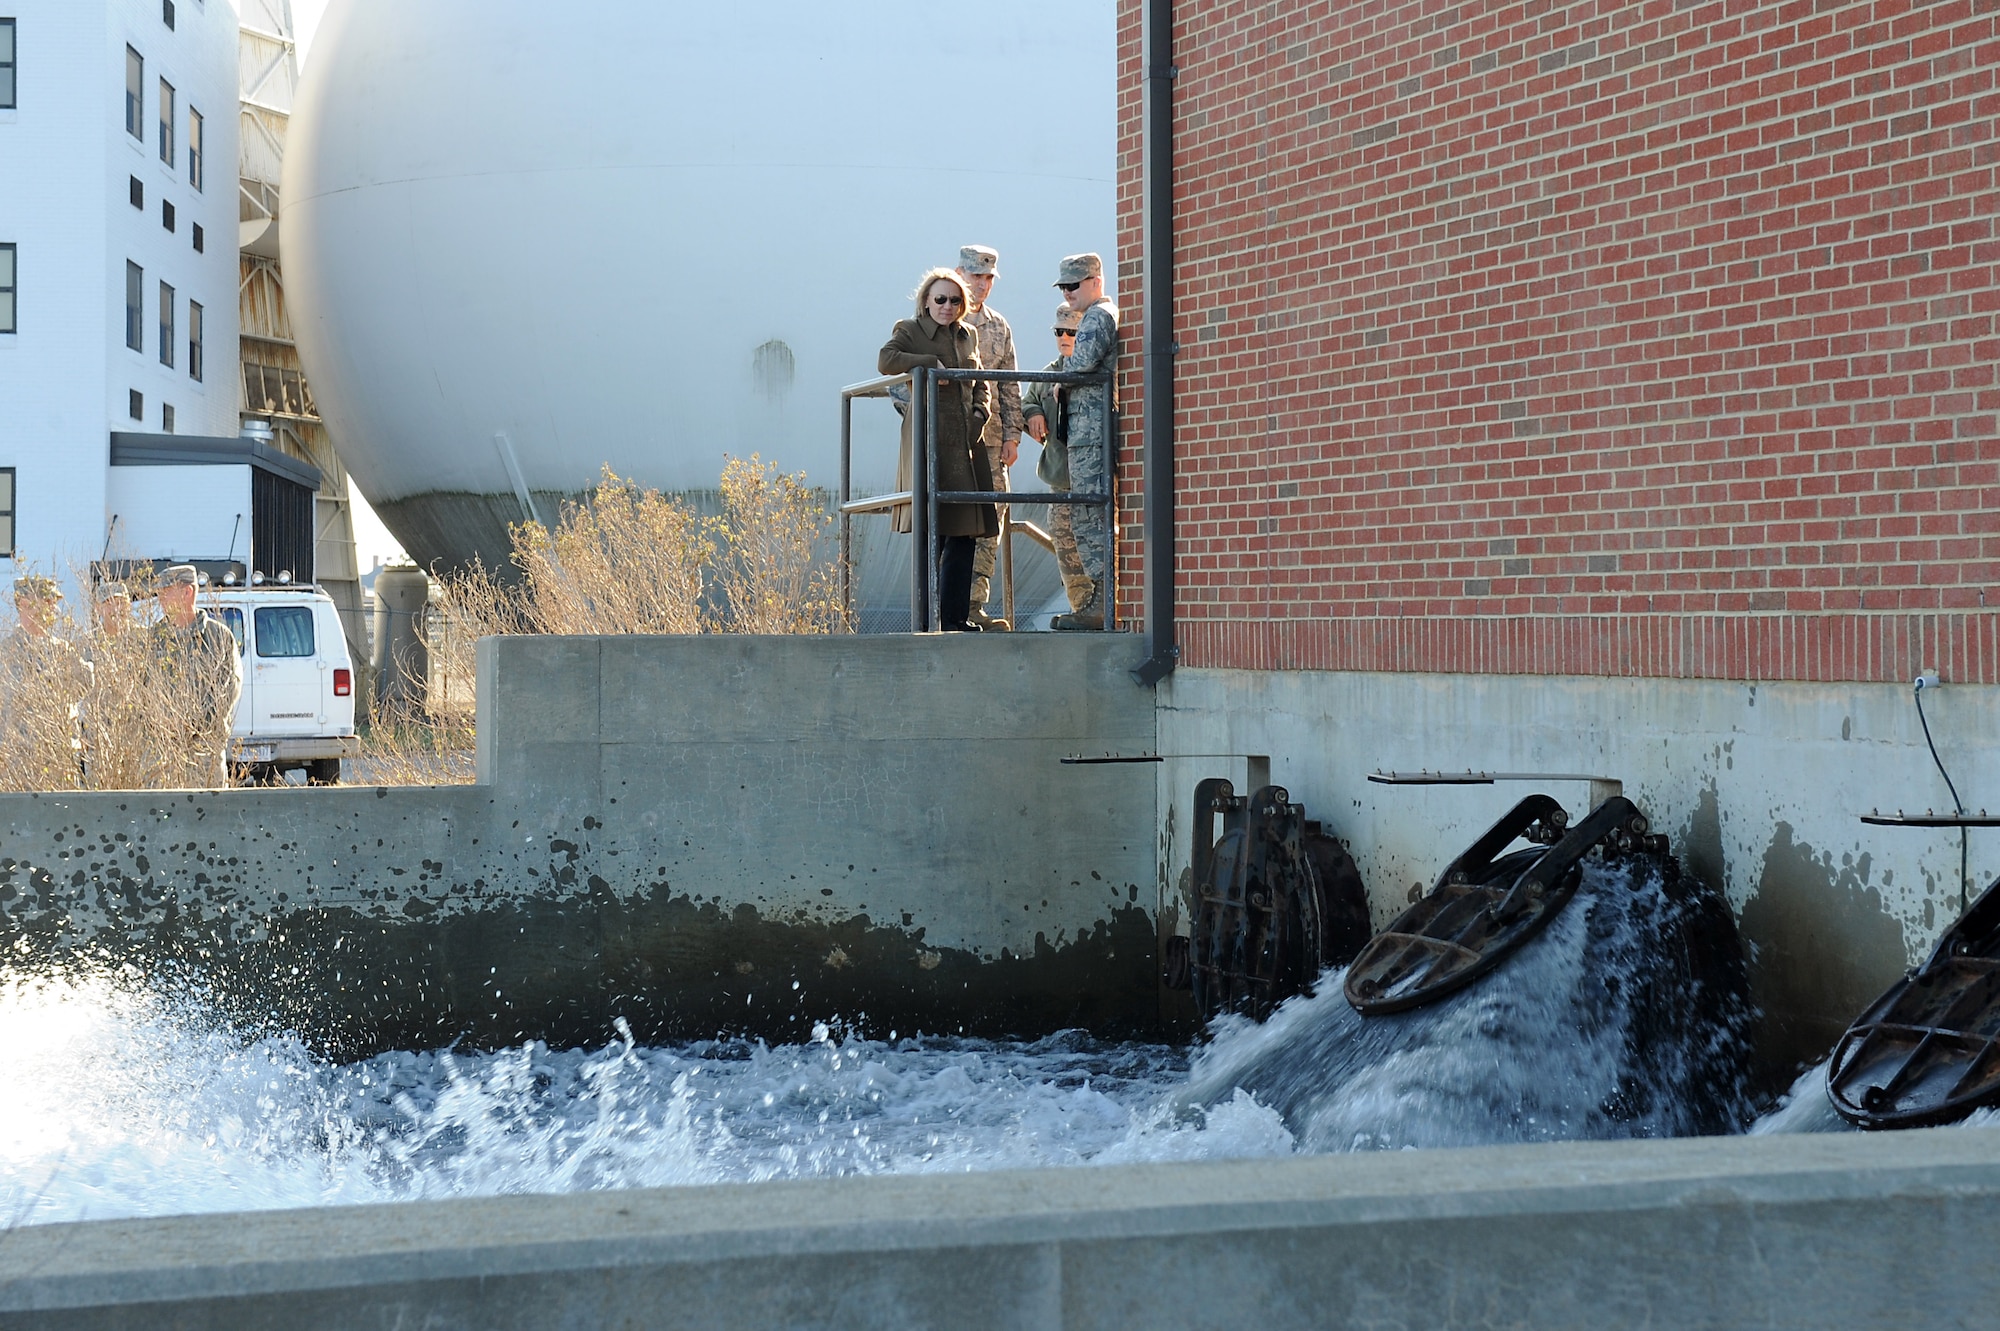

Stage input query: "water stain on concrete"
[
  {"left": 1738, "top": 822, "right": 1907, "bottom": 1081},
  {"left": 6, "top": 883, "right": 1161, "bottom": 1062},
  {"left": 1679, "top": 781, "right": 1726, "bottom": 902}
]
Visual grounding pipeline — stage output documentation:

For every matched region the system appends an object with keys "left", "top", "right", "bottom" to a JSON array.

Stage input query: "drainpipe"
[{"left": 1131, "top": 0, "right": 1179, "bottom": 687}]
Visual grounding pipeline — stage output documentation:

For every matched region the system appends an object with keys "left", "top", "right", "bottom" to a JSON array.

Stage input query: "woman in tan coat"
[{"left": 879, "top": 267, "right": 995, "bottom": 631}]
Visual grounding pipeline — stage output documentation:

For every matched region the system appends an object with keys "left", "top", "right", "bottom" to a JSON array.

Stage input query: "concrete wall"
[
  {"left": 1157, "top": 667, "right": 2000, "bottom": 1080},
  {"left": 5, "top": 1127, "right": 1998, "bottom": 1328},
  {"left": 0, "top": 634, "right": 1157, "bottom": 1055}
]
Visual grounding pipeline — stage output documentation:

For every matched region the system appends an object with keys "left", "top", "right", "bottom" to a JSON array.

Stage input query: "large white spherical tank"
[{"left": 283, "top": 0, "right": 1117, "bottom": 575}]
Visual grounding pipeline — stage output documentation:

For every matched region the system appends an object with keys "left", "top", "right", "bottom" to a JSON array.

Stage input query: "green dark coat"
[{"left": 879, "top": 313, "right": 997, "bottom": 538}]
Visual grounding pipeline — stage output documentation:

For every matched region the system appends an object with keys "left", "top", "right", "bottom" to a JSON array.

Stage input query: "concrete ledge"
[
  {"left": 4, "top": 1130, "right": 1998, "bottom": 1328},
  {"left": 0, "top": 635, "right": 1160, "bottom": 1053}
]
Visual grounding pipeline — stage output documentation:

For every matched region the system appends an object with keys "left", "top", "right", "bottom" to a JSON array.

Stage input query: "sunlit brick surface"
[{"left": 1115, "top": 0, "right": 2000, "bottom": 680}]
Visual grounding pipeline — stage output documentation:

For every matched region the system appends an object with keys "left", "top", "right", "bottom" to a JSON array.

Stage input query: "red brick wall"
[{"left": 1114, "top": 0, "right": 2000, "bottom": 682}]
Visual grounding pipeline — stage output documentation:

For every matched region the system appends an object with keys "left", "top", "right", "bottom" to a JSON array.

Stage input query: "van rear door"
[
  {"left": 248, "top": 602, "right": 324, "bottom": 733},
  {"left": 217, "top": 606, "right": 252, "bottom": 733}
]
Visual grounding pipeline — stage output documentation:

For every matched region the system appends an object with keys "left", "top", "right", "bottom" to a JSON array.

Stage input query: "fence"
[{"left": 838, "top": 365, "right": 1115, "bottom": 632}]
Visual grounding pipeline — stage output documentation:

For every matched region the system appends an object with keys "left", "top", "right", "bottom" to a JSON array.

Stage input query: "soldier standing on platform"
[
  {"left": 1052, "top": 253, "right": 1119, "bottom": 630},
  {"left": 955, "top": 244, "right": 1024, "bottom": 630},
  {"left": 1024, "top": 303, "right": 1092, "bottom": 616}
]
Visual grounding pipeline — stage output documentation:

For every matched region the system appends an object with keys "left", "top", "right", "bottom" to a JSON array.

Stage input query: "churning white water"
[
  {"left": 1182, "top": 857, "right": 1756, "bottom": 1150},
  {"left": 2, "top": 857, "right": 1763, "bottom": 1227},
  {"left": 0, "top": 969, "right": 1285, "bottom": 1228}
]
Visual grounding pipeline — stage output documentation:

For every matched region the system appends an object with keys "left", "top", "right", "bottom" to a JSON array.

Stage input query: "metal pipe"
[
  {"left": 839, "top": 392, "right": 853, "bottom": 628},
  {"left": 1001, "top": 515, "right": 1015, "bottom": 627},
  {"left": 910, "top": 367, "right": 931, "bottom": 633},
  {"left": 925, "top": 368, "right": 941, "bottom": 633},
  {"left": 1132, "top": 0, "right": 1178, "bottom": 686},
  {"left": 1103, "top": 378, "right": 1117, "bottom": 634}
]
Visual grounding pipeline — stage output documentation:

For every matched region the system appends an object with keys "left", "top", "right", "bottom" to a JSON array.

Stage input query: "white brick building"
[{"left": 0, "top": 0, "right": 240, "bottom": 587}]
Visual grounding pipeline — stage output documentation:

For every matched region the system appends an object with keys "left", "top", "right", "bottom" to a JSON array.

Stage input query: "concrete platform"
[{"left": 1, "top": 1129, "right": 1995, "bottom": 1328}]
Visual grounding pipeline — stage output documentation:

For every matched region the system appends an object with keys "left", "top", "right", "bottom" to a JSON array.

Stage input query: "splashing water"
[
  {"left": 0, "top": 967, "right": 1288, "bottom": 1228},
  {"left": 1182, "top": 857, "right": 1757, "bottom": 1151},
  {"left": 1748, "top": 1058, "right": 2000, "bottom": 1136},
  {"left": 0, "top": 856, "right": 1761, "bottom": 1227}
]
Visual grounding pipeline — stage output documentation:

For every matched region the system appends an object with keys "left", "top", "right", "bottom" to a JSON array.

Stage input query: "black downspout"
[{"left": 1132, "top": 0, "right": 1178, "bottom": 687}]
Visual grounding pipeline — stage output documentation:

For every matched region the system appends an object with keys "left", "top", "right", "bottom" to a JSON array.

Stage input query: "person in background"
[
  {"left": 1023, "top": 303, "right": 1093, "bottom": 618},
  {"left": 0, "top": 575, "right": 92, "bottom": 788},
  {"left": 150, "top": 565, "right": 243, "bottom": 786},
  {"left": 1051, "top": 253, "right": 1119, "bottom": 630},
  {"left": 955, "top": 244, "right": 1024, "bottom": 630},
  {"left": 879, "top": 269, "right": 995, "bottom": 632},
  {"left": 91, "top": 581, "right": 132, "bottom": 640},
  {"left": 81, "top": 581, "right": 139, "bottom": 789}
]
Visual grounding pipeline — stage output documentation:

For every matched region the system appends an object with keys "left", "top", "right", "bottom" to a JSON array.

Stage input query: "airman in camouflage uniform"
[
  {"left": 0, "top": 575, "right": 92, "bottom": 789},
  {"left": 1023, "top": 303, "right": 1093, "bottom": 614},
  {"left": 1051, "top": 253, "right": 1118, "bottom": 630},
  {"left": 149, "top": 564, "right": 243, "bottom": 787},
  {"left": 955, "top": 245, "right": 1024, "bottom": 629}
]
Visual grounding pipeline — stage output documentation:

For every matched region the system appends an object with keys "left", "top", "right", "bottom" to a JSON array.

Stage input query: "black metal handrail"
[{"left": 840, "top": 364, "right": 1114, "bottom": 632}]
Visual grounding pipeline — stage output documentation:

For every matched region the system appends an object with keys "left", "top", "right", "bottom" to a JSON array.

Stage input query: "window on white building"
[
  {"left": 129, "top": 175, "right": 142, "bottom": 209},
  {"left": 158, "top": 281, "right": 174, "bottom": 368},
  {"left": 192, "top": 223, "right": 203, "bottom": 253},
  {"left": 189, "top": 300, "right": 203, "bottom": 381},
  {"left": 0, "top": 20, "right": 16, "bottom": 111},
  {"left": 162, "top": 199, "right": 174, "bottom": 232},
  {"left": 0, "top": 469, "right": 14, "bottom": 559},
  {"left": 0, "top": 244, "right": 13, "bottom": 335},
  {"left": 162, "top": 403, "right": 175, "bottom": 433},
  {"left": 128, "top": 390, "right": 143, "bottom": 420},
  {"left": 125, "top": 261, "right": 142, "bottom": 351},
  {"left": 157, "top": 79, "right": 174, "bottom": 167},
  {"left": 125, "top": 46, "right": 142, "bottom": 140},
  {"left": 162, "top": 0, "right": 175, "bottom": 30},
  {"left": 188, "top": 108, "right": 203, "bottom": 191}
]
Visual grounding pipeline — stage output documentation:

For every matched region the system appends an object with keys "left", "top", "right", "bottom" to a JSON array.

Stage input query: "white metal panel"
[
  {"left": 246, "top": 598, "right": 323, "bottom": 735},
  {"left": 317, "top": 595, "right": 354, "bottom": 735},
  {"left": 281, "top": 0, "right": 1118, "bottom": 506},
  {"left": 0, "top": 0, "right": 239, "bottom": 600},
  {"left": 104, "top": 463, "right": 252, "bottom": 562}
]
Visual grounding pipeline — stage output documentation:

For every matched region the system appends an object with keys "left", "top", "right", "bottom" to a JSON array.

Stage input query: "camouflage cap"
[
  {"left": 1054, "top": 252, "right": 1103, "bottom": 285},
  {"left": 159, "top": 564, "right": 200, "bottom": 589},
  {"left": 1054, "top": 303, "right": 1084, "bottom": 332},
  {"left": 957, "top": 245, "right": 999, "bottom": 276},
  {"left": 93, "top": 581, "right": 131, "bottom": 601},
  {"left": 13, "top": 574, "right": 60, "bottom": 602}
]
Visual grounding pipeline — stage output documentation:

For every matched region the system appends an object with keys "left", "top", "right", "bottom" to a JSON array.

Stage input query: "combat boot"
[
  {"left": 966, "top": 575, "right": 1011, "bottom": 630},
  {"left": 1051, "top": 583, "right": 1103, "bottom": 631}
]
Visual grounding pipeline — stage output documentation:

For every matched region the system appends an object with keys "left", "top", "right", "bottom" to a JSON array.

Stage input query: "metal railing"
[{"left": 839, "top": 364, "right": 1115, "bottom": 632}]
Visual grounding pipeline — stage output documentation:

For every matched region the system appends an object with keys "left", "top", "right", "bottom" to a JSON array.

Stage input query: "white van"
[{"left": 206, "top": 585, "right": 360, "bottom": 784}]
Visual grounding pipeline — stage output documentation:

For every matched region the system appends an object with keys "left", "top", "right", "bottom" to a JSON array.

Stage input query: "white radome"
[{"left": 282, "top": 0, "right": 1117, "bottom": 574}]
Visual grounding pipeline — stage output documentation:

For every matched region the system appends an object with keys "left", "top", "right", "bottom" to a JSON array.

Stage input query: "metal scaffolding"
[{"left": 237, "top": 0, "right": 369, "bottom": 671}]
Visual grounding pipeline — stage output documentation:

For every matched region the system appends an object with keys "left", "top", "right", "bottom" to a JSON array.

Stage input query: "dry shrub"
[
  {"left": 362, "top": 456, "right": 846, "bottom": 786},
  {"left": 709, "top": 455, "right": 845, "bottom": 633},
  {"left": 352, "top": 710, "right": 476, "bottom": 787},
  {"left": 512, "top": 465, "right": 711, "bottom": 635}
]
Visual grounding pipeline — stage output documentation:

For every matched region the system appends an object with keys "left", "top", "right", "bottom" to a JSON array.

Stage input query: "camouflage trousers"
[
  {"left": 1057, "top": 433, "right": 1108, "bottom": 612},
  {"left": 971, "top": 441, "right": 1008, "bottom": 604},
  {"left": 1049, "top": 504, "right": 1093, "bottom": 613}
]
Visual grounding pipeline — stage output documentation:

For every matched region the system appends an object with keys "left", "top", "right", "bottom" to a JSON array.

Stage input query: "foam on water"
[
  {"left": 1182, "top": 857, "right": 1757, "bottom": 1150},
  {"left": 1, "top": 856, "right": 1762, "bottom": 1226},
  {"left": 0, "top": 967, "right": 1288, "bottom": 1228},
  {"left": 1748, "top": 1058, "right": 2000, "bottom": 1135}
]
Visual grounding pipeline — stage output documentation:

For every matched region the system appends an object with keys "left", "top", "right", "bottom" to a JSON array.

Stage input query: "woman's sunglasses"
[{"left": 931, "top": 294, "right": 965, "bottom": 307}]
